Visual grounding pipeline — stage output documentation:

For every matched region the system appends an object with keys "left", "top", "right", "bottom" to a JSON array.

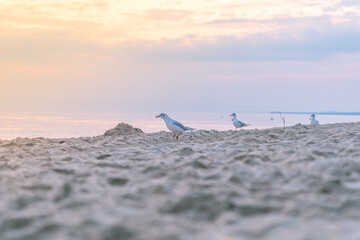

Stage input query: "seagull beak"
[{"left": 155, "top": 115, "right": 160, "bottom": 118}]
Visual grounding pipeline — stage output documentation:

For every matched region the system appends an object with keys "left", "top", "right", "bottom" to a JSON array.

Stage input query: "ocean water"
[{"left": 0, "top": 111, "right": 359, "bottom": 139}]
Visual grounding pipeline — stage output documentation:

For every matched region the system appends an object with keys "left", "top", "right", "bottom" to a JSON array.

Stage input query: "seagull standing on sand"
[
  {"left": 156, "top": 113, "right": 195, "bottom": 139},
  {"left": 230, "top": 113, "right": 250, "bottom": 131},
  {"left": 310, "top": 114, "right": 320, "bottom": 126}
]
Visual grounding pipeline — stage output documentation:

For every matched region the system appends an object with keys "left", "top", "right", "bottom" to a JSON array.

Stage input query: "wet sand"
[{"left": 1, "top": 122, "right": 360, "bottom": 240}]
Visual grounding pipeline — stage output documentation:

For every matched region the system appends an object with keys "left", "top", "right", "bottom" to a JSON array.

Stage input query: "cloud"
[
  {"left": 143, "top": 8, "right": 193, "bottom": 22},
  {"left": 338, "top": 0, "right": 360, "bottom": 7},
  {"left": 2, "top": 16, "right": 360, "bottom": 65},
  {"left": 206, "top": 18, "right": 250, "bottom": 24},
  {"left": 206, "top": 15, "right": 340, "bottom": 27},
  {"left": 125, "top": 8, "right": 193, "bottom": 23},
  {"left": 119, "top": 23, "right": 360, "bottom": 63},
  {"left": 4, "top": 1, "right": 109, "bottom": 15},
  {"left": 2, "top": 4, "right": 360, "bottom": 65},
  {"left": 0, "top": 32, "right": 103, "bottom": 63}
]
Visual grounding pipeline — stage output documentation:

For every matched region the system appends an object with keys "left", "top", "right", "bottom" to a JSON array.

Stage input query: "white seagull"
[
  {"left": 230, "top": 113, "right": 250, "bottom": 131},
  {"left": 310, "top": 114, "right": 320, "bottom": 126},
  {"left": 156, "top": 113, "right": 195, "bottom": 139}
]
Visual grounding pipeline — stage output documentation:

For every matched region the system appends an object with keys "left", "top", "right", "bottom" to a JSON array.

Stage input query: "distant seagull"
[
  {"left": 310, "top": 114, "right": 320, "bottom": 126},
  {"left": 230, "top": 113, "right": 250, "bottom": 130},
  {"left": 156, "top": 113, "right": 195, "bottom": 139}
]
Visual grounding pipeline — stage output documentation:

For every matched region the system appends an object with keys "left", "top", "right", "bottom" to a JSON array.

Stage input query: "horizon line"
[{"left": 270, "top": 111, "right": 360, "bottom": 116}]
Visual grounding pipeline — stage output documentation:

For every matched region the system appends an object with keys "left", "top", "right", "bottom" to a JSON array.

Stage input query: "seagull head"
[
  {"left": 155, "top": 113, "right": 167, "bottom": 119},
  {"left": 230, "top": 113, "right": 236, "bottom": 117},
  {"left": 310, "top": 114, "right": 315, "bottom": 118}
]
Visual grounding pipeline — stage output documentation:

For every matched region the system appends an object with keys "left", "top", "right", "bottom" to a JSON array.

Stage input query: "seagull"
[
  {"left": 155, "top": 113, "right": 195, "bottom": 139},
  {"left": 310, "top": 114, "right": 320, "bottom": 126},
  {"left": 230, "top": 113, "right": 250, "bottom": 131}
]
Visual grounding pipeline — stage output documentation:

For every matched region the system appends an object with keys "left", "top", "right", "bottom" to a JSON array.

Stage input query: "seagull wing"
[
  {"left": 238, "top": 120, "right": 247, "bottom": 127},
  {"left": 172, "top": 120, "right": 194, "bottom": 131}
]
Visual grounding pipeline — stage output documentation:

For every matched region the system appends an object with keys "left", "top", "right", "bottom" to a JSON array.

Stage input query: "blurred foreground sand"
[{"left": 0, "top": 122, "right": 360, "bottom": 240}]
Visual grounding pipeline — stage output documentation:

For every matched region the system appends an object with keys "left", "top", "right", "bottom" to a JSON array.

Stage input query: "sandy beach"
[{"left": 1, "top": 122, "right": 360, "bottom": 240}]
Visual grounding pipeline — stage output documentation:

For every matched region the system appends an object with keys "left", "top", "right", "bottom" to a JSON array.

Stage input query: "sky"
[{"left": 1, "top": 0, "right": 360, "bottom": 114}]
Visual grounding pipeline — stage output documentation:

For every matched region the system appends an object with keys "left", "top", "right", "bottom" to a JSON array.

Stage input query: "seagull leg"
[
  {"left": 176, "top": 132, "right": 182, "bottom": 140},
  {"left": 172, "top": 133, "right": 176, "bottom": 139}
]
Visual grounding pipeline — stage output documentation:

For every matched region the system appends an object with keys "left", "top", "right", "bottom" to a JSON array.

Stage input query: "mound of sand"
[
  {"left": 1, "top": 122, "right": 360, "bottom": 240},
  {"left": 103, "top": 122, "right": 144, "bottom": 136}
]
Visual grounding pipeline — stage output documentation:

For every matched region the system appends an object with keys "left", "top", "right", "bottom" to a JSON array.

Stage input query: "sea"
[{"left": 0, "top": 111, "right": 359, "bottom": 139}]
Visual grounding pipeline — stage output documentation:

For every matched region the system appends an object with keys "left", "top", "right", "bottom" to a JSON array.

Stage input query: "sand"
[{"left": 0, "top": 122, "right": 360, "bottom": 240}]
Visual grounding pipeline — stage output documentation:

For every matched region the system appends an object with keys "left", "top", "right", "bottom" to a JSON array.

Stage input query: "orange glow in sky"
[{"left": 1, "top": 0, "right": 360, "bottom": 113}]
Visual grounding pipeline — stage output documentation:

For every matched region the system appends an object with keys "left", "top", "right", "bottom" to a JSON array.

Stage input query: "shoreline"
[
  {"left": 0, "top": 111, "right": 359, "bottom": 140},
  {"left": 0, "top": 121, "right": 359, "bottom": 141}
]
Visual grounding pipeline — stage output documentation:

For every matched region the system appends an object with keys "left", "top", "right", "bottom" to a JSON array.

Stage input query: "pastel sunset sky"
[{"left": 1, "top": 0, "right": 360, "bottom": 113}]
